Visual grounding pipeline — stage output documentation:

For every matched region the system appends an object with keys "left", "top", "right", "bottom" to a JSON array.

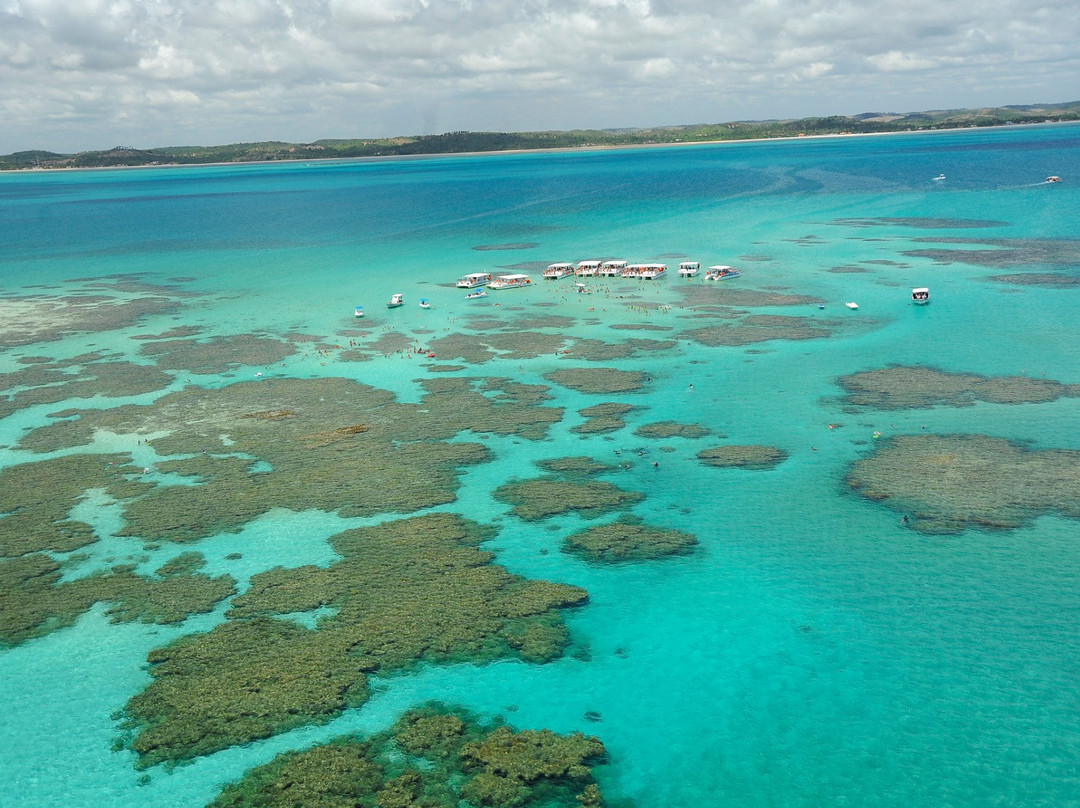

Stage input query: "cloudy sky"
[{"left": 2, "top": 0, "right": 1078, "bottom": 153}]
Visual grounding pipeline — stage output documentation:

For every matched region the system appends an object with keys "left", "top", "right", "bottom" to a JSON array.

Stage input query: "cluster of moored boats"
[
  {"left": 454, "top": 260, "right": 741, "bottom": 290},
  {"left": 351, "top": 264, "right": 929, "bottom": 317}
]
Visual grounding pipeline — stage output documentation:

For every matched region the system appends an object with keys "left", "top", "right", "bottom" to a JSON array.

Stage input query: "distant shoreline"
[{"left": 5, "top": 111, "right": 1079, "bottom": 174}]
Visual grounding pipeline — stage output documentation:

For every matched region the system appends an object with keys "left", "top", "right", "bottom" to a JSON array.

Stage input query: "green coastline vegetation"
[{"left": 4, "top": 102, "right": 1077, "bottom": 170}]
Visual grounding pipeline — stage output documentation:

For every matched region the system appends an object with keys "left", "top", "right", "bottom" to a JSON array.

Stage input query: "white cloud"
[{"left": 0, "top": 0, "right": 1078, "bottom": 152}]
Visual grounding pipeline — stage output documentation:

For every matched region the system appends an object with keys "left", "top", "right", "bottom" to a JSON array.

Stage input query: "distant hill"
[{"left": 4, "top": 101, "right": 1078, "bottom": 170}]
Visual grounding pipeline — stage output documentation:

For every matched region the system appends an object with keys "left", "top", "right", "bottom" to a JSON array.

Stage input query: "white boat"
[
  {"left": 705, "top": 265, "right": 740, "bottom": 280},
  {"left": 623, "top": 263, "right": 667, "bottom": 279},
  {"left": 911, "top": 287, "right": 930, "bottom": 305},
  {"left": 576, "top": 260, "right": 602, "bottom": 277},
  {"left": 419, "top": 298, "right": 432, "bottom": 309},
  {"left": 933, "top": 174, "right": 946, "bottom": 181},
  {"left": 387, "top": 293, "right": 404, "bottom": 308},
  {"left": 465, "top": 290, "right": 487, "bottom": 299},
  {"left": 845, "top": 302, "right": 859, "bottom": 310},
  {"left": 575, "top": 282, "right": 591, "bottom": 294},
  {"left": 456, "top": 272, "right": 493, "bottom": 288},
  {"left": 678, "top": 262, "right": 700, "bottom": 278},
  {"left": 488, "top": 273, "right": 532, "bottom": 290},
  {"left": 599, "top": 260, "right": 626, "bottom": 277},
  {"left": 1047, "top": 176, "right": 1062, "bottom": 183},
  {"left": 543, "top": 263, "right": 575, "bottom": 280},
  {"left": 354, "top": 305, "right": 364, "bottom": 318}
]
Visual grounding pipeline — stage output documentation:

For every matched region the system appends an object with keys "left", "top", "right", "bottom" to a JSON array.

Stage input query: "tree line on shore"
[{"left": 4, "top": 101, "right": 1078, "bottom": 170}]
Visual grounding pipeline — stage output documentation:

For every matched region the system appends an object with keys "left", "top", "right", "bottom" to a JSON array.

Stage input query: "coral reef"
[
  {"left": 207, "top": 705, "right": 608, "bottom": 808},
  {"left": 697, "top": 445, "right": 788, "bottom": 470},
  {"left": 121, "top": 514, "right": 587, "bottom": 767},
  {"left": 545, "top": 368, "right": 647, "bottom": 394},
  {"left": 683, "top": 315, "right": 831, "bottom": 347},
  {"left": 837, "top": 365, "right": 1080, "bottom": 409},
  {"left": 0, "top": 552, "right": 234, "bottom": 647},
  {"left": 15, "top": 376, "right": 563, "bottom": 542},
  {"left": 138, "top": 333, "right": 297, "bottom": 374},
  {"left": 572, "top": 403, "right": 636, "bottom": 435},
  {"left": 846, "top": 433, "right": 1080, "bottom": 533},
  {"left": 494, "top": 479, "right": 643, "bottom": 521},
  {"left": 563, "top": 518, "right": 697, "bottom": 562},
  {"left": 633, "top": 421, "right": 709, "bottom": 439}
]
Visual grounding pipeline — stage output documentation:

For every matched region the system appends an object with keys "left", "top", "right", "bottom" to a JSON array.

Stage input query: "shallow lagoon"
[{"left": 3, "top": 125, "right": 1080, "bottom": 807}]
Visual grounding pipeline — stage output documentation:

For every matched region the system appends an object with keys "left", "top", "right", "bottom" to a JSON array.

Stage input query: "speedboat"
[
  {"left": 354, "top": 305, "right": 364, "bottom": 318},
  {"left": 911, "top": 287, "right": 930, "bottom": 305},
  {"left": 465, "top": 290, "right": 487, "bottom": 299},
  {"left": 419, "top": 298, "right": 431, "bottom": 309},
  {"left": 705, "top": 265, "right": 740, "bottom": 280},
  {"left": 387, "top": 293, "right": 404, "bottom": 308},
  {"left": 845, "top": 302, "right": 859, "bottom": 310},
  {"left": 678, "top": 262, "right": 700, "bottom": 278},
  {"left": 933, "top": 174, "right": 946, "bottom": 181},
  {"left": 1047, "top": 176, "right": 1062, "bottom": 183},
  {"left": 456, "top": 272, "right": 492, "bottom": 288}
]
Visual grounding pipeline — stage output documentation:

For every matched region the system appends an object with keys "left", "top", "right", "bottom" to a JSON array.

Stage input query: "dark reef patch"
[
  {"left": 207, "top": 704, "right": 608, "bottom": 808},
  {"left": 16, "top": 376, "right": 563, "bottom": 543},
  {"left": 831, "top": 217, "right": 1008, "bottom": 229},
  {"left": 697, "top": 445, "right": 788, "bottom": 470},
  {"left": 836, "top": 365, "right": 1080, "bottom": 410},
  {"left": 846, "top": 434, "right": 1080, "bottom": 533},
  {"left": 545, "top": 368, "right": 647, "bottom": 394},
  {"left": 634, "top": 421, "right": 709, "bottom": 440},
  {"left": 573, "top": 403, "right": 637, "bottom": 435},
  {"left": 564, "top": 518, "right": 697, "bottom": 562},
  {"left": 472, "top": 242, "right": 539, "bottom": 251},
  {"left": 138, "top": 334, "right": 297, "bottom": 374},
  {"left": 121, "top": 513, "right": 587, "bottom": 767},
  {"left": 494, "top": 479, "right": 643, "bottom": 521}
]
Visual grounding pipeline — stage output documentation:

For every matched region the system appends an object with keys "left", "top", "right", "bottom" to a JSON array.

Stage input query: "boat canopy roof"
[
  {"left": 548, "top": 263, "right": 575, "bottom": 269},
  {"left": 497, "top": 273, "right": 530, "bottom": 280},
  {"left": 680, "top": 261, "right": 700, "bottom": 269}
]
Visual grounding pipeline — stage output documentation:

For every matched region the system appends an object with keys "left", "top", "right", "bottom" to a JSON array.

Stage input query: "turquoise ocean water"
[{"left": 3, "top": 124, "right": 1080, "bottom": 807}]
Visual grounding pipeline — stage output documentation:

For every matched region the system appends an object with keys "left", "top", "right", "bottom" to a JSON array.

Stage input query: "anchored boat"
[
  {"left": 543, "top": 263, "right": 575, "bottom": 280},
  {"left": 387, "top": 293, "right": 404, "bottom": 308},
  {"left": 912, "top": 287, "right": 930, "bottom": 305},
  {"left": 705, "top": 265, "right": 740, "bottom": 280},
  {"left": 456, "top": 272, "right": 492, "bottom": 288},
  {"left": 489, "top": 273, "right": 532, "bottom": 290}
]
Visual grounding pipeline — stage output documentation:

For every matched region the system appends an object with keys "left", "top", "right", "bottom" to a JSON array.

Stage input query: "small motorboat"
[
  {"left": 419, "top": 298, "right": 432, "bottom": 309},
  {"left": 933, "top": 174, "right": 946, "bottom": 181},
  {"left": 1047, "top": 176, "right": 1062, "bottom": 183},
  {"left": 845, "top": 302, "right": 859, "bottom": 310},
  {"left": 354, "top": 305, "right": 364, "bottom": 318},
  {"left": 387, "top": 293, "right": 404, "bottom": 308},
  {"left": 465, "top": 290, "right": 487, "bottom": 299},
  {"left": 912, "top": 287, "right": 930, "bottom": 305},
  {"left": 575, "top": 282, "right": 591, "bottom": 294}
]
